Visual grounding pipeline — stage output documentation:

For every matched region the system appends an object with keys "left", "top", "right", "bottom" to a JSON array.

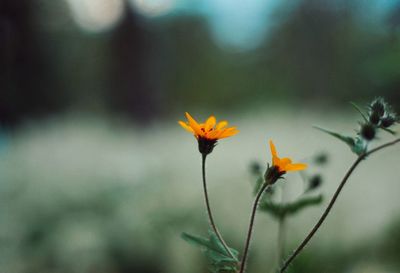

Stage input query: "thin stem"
[
  {"left": 279, "top": 137, "right": 400, "bottom": 272},
  {"left": 201, "top": 154, "right": 235, "bottom": 259},
  {"left": 277, "top": 216, "right": 286, "bottom": 269},
  {"left": 239, "top": 182, "right": 270, "bottom": 273}
]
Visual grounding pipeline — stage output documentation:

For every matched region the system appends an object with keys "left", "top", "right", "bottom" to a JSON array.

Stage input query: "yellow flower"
[
  {"left": 269, "top": 140, "right": 307, "bottom": 173},
  {"left": 179, "top": 112, "right": 239, "bottom": 140},
  {"left": 179, "top": 112, "right": 239, "bottom": 155}
]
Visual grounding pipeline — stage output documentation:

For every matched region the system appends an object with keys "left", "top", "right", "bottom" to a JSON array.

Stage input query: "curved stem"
[
  {"left": 239, "top": 182, "right": 270, "bottom": 273},
  {"left": 279, "top": 138, "right": 400, "bottom": 272},
  {"left": 201, "top": 154, "right": 235, "bottom": 259}
]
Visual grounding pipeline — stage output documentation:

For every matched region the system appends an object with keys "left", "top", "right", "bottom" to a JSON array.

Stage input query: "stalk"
[{"left": 279, "top": 138, "right": 400, "bottom": 272}]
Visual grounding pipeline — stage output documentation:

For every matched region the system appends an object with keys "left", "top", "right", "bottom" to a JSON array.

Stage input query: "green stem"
[
  {"left": 201, "top": 154, "right": 235, "bottom": 259},
  {"left": 239, "top": 182, "right": 270, "bottom": 273},
  {"left": 279, "top": 138, "right": 400, "bottom": 272}
]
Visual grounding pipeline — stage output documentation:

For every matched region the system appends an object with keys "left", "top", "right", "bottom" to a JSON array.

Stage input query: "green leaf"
[
  {"left": 181, "top": 231, "right": 239, "bottom": 273},
  {"left": 313, "top": 126, "right": 366, "bottom": 155},
  {"left": 350, "top": 102, "right": 368, "bottom": 122},
  {"left": 259, "top": 201, "right": 286, "bottom": 219},
  {"left": 284, "top": 195, "right": 323, "bottom": 216},
  {"left": 313, "top": 126, "right": 355, "bottom": 147},
  {"left": 259, "top": 195, "right": 323, "bottom": 218},
  {"left": 181, "top": 232, "right": 214, "bottom": 249}
]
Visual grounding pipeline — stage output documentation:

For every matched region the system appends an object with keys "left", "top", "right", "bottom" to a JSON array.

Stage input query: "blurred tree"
[
  {"left": 260, "top": 0, "right": 363, "bottom": 103},
  {"left": 108, "top": 8, "right": 163, "bottom": 123},
  {"left": 257, "top": 0, "right": 400, "bottom": 107},
  {"left": 0, "top": 0, "right": 64, "bottom": 127}
]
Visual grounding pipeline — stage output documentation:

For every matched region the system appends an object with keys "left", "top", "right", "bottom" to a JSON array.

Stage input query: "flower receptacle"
[
  {"left": 264, "top": 165, "right": 285, "bottom": 185},
  {"left": 198, "top": 137, "right": 217, "bottom": 155}
]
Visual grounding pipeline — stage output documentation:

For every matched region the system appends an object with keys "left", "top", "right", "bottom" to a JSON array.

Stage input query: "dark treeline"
[{"left": 1, "top": 0, "right": 400, "bottom": 126}]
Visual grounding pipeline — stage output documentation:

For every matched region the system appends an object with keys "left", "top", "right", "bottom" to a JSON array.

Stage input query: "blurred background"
[{"left": 1, "top": 0, "right": 400, "bottom": 272}]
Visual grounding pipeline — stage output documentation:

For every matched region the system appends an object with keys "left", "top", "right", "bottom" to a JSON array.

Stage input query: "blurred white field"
[{"left": 0, "top": 110, "right": 399, "bottom": 273}]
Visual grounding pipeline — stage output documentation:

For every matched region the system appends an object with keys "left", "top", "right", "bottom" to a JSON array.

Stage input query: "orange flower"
[
  {"left": 179, "top": 112, "right": 239, "bottom": 155},
  {"left": 179, "top": 112, "right": 239, "bottom": 141},
  {"left": 269, "top": 140, "right": 307, "bottom": 173}
]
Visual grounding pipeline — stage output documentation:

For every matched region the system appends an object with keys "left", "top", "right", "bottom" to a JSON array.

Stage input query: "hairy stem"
[
  {"left": 279, "top": 138, "right": 400, "bottom": 272},
  {"left": 201, "top": 154, "right": 235, "bottom": 259},
  {"left": 239, "top": 182, "right": 270, "bottom": 273}
]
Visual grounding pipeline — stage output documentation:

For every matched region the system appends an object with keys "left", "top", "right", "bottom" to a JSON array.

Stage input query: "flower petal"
[
  {"left": 272, "top": 155, "right": 281, "bottom": 167},
  {"left": 178, "top": 121, "right": 194, "bottom": 133},
  {"left": 216, "top": 120, "right": 228, "bottom": 130},
  {"left": 269, "top": 140, "right": 278, "bottom": 158},
  {"left": 185, "top": 112, "right": 202, "bottom": 136},
  {"left": 285, "top": 163, "right": 307, "bottom": 172},
  {"left": 205, "top": 116, "right": 216, "bottom": 131},
  {"left": 280, "top": 157, "right": 292, "bottom": 166},
  {"left": 206, "top": 130, "right": 219, "bottom": 139},
  {"left": 218, "top": 128, "right": 239, "bottom": 139}
]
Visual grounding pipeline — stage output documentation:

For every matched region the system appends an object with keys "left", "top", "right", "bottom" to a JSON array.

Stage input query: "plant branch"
[
  {"left": 279, "top": 137, "right": 400, "bottom": 272},
  {"left": 239, "top": 182, "right": 270, "bottom": 273},
  {"left": 201, "top": 154, "right": 235, "bottom": 259}
]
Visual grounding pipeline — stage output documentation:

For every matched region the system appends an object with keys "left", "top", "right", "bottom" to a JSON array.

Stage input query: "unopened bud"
[
  {"left": 314, "top": 153, "right": 328, "bottom": 166},
  {"left": 198, "top": 138, "right": 217, "bottom": 155},
  {"left": 370, "top": 98, "right": 386, "bottom": 117},
  {"left": 360, "top": 123, "right": 376, "bottom": 141},
  {"left": 264, "top": 165, "right": 284, "bottom": 185},
  {"left": 381, "top": 116, "right": 396, "bottom": 128},
  {"left": 308, "top": 175, "right": 323, "bottom": 191},
  {"left": 369, "top": 112, "right": 381, "bottom": 125},
  {"left": 250, "top": 161, "right": 262, "bottom": 175}
]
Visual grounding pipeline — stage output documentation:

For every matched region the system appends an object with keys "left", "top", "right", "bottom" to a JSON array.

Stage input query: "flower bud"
[
  {"left": 381, "top": 115, "right": 396, "bottom": 128},
  {"left": 250, "top": 161, "right": 262, "bottom": 176},
  {"left": 360, "top": 123, "right": 376, "bottom": 141},
  {"left": 370, "top": 98, "right": 386, "bottom": 117},
  {"left": 369, "top": 111, "right": 381, "bottom": 125},
  {"left": 308, "top": 175, "right": 323, "bottom": 191},
  {"left": 314, "top": 152, "right": 328, "bottom": 166},
  {"left": 264, "top": 165, "right": 284, "bottom": 185},
  {"left": 198, "top": 138, "right": 217, "bottom": 155}
]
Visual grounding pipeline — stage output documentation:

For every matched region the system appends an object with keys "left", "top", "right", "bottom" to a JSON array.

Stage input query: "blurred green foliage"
[{"left": 181, "top": 231, "right": 239, "bottom": 273}]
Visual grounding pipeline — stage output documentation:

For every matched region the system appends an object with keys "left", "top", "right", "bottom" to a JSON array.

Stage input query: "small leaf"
[
  {"left": 259, "top": 195, "right": 323, "bottom": 218},
  {"left": 350, "top": 102, "right": 368, "bottom": 122},
  {"left": 313, "top": 126, "right": 365, "bottom": 155},
  {"left": 181, "top": 231, "right": 239, "bottom": 273},
  {"left": 181, "top": 232, "right": 213, "bottom": 249},
  {"left": 284, "top": 195, "right": 323, "bottom": 216},
  {"left": 314, "top": 126, "right": 355, "bottom": 147},
  {"left": 259, "top": 201, "right": 286, "bottom": 219}
]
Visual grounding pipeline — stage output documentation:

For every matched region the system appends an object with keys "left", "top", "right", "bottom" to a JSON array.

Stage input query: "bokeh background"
[{"left": 1, "top": 0, "right": 400, "bottom": 272}]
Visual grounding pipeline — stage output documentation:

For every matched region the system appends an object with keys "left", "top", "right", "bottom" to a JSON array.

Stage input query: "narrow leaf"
[
  {"left": 350, "top": 102, "right": 368, "bottom": 122},
  {"left": 260, "top": 195, "right": 323, "bottom": 218},
  {"left": 284, "top": 195, "right": 323, "bottom": 215},
  {"left": 181, "top": 231, "right": 239, "bottom": 273},
  {"left": 313, "top": 125, "right": 365, "bottom": 155}
]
